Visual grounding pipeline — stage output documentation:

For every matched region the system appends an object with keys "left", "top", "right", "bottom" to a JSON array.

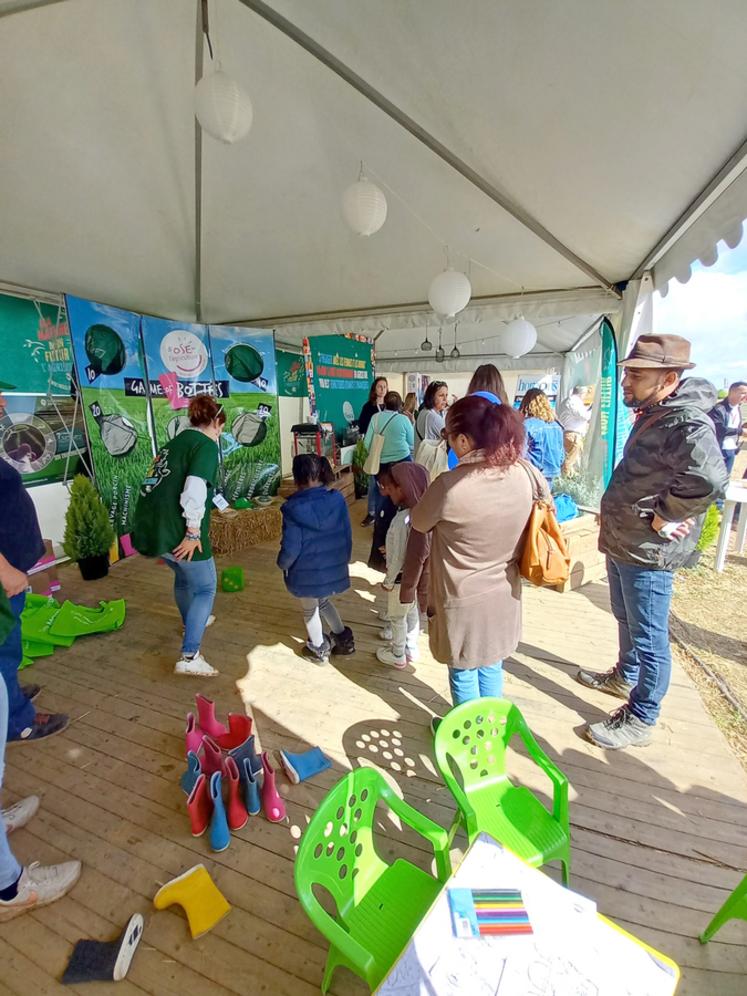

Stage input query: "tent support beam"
[
  {"left": 631, "top": 134, "right": 747, "bottom": 279},
  {"left": 237, "top": 0, "right": 619, "bottom": 298},
  {"left": 193, "top": 0, "right": 205, "bottom": 323}
]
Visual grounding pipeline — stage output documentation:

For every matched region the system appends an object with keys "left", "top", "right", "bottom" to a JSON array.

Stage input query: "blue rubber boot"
[
  {"left": 241, "top": 757, "right": 261, "bottom": 816},
  {"left": 230, "top": 733, "right": 262, "bottom": 779},
  {"left": 180, "top": 751, "right": 202, "bottom": 795},
  {"left": 208, "top": 772, "right": 231, "bottom": 852},
  {"left": 275, "top": 746, "right": 331, "bottom": 785}
]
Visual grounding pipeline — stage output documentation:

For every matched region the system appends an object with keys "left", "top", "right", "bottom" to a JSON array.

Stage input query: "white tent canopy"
[{"left": 1, "top": 0, "right": 747, "bottom": 354}]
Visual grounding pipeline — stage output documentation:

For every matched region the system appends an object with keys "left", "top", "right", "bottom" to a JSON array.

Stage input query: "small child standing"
[
  {"left": 278, "top": 454, "right": 355, "bottom": 664},
  {"left": 376, "top": 463, "right": 431, "bottom": 669}
]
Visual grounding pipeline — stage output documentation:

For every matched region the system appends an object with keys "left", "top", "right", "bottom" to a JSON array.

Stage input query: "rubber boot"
[
  {"left": 186, "top": 774, "right": 212, "bottom": 837},
  {"left": 240, "top": 757, "right": 261, "bottom": 816},
  {"left": 153, "top": 864, "right": 230, "bottom": 938},
  {"left": 180, "top": 751, "right": 202, "bottom": 795},
  {"left": 215, "top": 713, "right": 253, "bottom": 751},
  {"left": 185, "top": 712, "right": 203, "bottom": 756},
  {"left": 200, "top": 735, "right": 225, "bottom": 777},
  {"left": 224, "top": 757, "right": 248, "bottom": 831},
  {"left": 230, "top": 733, "right": 262, "bottom": 779},
  {"left": 61, "top": 913, "right": 144, "bottom": 984},
  {"left": 195, "top": 693, "right": 228, "bottom": 739},
  {"left": 260, "top": 751, "right": 286, "bottom": 823},
  {"left": 275, "top": 746, "right": 331, "bottom": 785},
  {"left": 208, "top": 772, "right": 231, "bottom": 852},
  {"left": 330, "top": 626, "right": 356, "bottom": 657}
]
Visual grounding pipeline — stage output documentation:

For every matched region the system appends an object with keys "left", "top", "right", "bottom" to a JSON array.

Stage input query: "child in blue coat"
[{"left": 278, "top": 454, "right": 355, "bottom": 664}]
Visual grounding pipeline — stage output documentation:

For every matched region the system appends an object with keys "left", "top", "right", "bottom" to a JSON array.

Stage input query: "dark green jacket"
[{"left": 599, "top": 378, "right": 728, "bottom": 570}]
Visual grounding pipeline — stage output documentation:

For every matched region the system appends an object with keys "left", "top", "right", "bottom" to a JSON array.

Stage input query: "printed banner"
[
  {"left": 599, "top": 317, "right": 618, "bottom": 487},
  {"left": 303, "top": 333, "right": 374, "bottom": 441},
  {"left": 276, "top": 349, "right": 307, "bottom": 397},
  {"left": 513, "top": 373, "right": 561, "bottom": 410},
  {"left": 66, "top": 295, "right": 153, "bottom": 537},
  {"left": 141, "top": 317, "right": 219, "bottom": 448},
  {"left": 0, "top": 395, "right": 86, "bottom": 487},
  {"left": 0, "top": 292, "right": 73, "bottom": 396},
  {"left": 208, "top": 325, "right": 281, "bottom": 501}
]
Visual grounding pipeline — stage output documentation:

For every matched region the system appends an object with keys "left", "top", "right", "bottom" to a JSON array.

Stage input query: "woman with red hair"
[{"left": 411, "top": 395, "right": 533, "bottom": 730}]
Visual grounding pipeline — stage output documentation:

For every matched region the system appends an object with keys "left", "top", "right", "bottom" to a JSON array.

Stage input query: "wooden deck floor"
[{"left": 2, "top": 501, "right": 747, "bottom": 995}]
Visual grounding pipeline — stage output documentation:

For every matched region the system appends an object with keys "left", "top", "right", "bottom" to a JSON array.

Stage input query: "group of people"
[{"left": 0, "top": 332, "right": 739, "bottom": 922}]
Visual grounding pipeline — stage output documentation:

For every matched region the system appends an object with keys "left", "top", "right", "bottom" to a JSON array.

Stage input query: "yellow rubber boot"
[{"left": 153, "top": 864, "right": 230, "bottom": 938}]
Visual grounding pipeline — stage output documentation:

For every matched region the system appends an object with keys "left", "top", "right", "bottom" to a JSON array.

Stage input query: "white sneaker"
[
  {"left": 174, "top": 652, "right": 219, "bottom": 677},
  {"left": 376, "top": 647, "right": 407, "bottom": 669},
  {"left": 406, "top": 648, "right": 421, "bottom": 664},
  {"left": 2, "top": 795, "right": 40, "bottom": 834},
  {"left": 379, "top": 625, "right": 393, "bottom": 641},
  {"left": 0, "top": 860, "right": 81, "bottom": 921}
]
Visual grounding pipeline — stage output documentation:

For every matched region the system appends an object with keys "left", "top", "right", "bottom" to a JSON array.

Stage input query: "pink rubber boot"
[
  {"left": 224, "top": 757, "right": 248, "bottom": 831},
  {"left": 200, "top": 735, "right": 225, "bottom": 777},
  {"left": 261, "top": 752, "right": 286, "bottom": 823},
  {"left": 185, "top": 712, "right": 203, "bottom": 756},
  {"left": 195, "top": 694, "right": 228, "bottom": 739}
]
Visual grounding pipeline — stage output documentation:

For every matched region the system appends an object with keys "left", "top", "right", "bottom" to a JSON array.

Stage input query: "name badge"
[{"left": 212, "top": 493, "right": 229, "bottom": 511}]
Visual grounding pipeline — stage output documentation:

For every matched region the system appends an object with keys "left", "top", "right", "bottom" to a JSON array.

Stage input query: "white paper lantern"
[
  {"left": 500, "top": 317, "right": 538, "bottom": 358},
  {"left": 342, "top": 179, "right": 388, "bottom": 236},
  {"left": 428, "top": 269, "right": 471, "bottom": 317},
  {"left": 194, "top": 70, "right": 253, "bottom": 144}
]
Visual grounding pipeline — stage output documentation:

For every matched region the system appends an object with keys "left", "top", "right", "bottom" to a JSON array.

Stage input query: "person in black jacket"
[
  {"left": 577, "top": 335, "right": 728, "bottom": 750},
  {"left": 709, "top": 381, "right": 746, "bottom": 479},
  {"left": 358, "top": 377, "right": 388, "bottom": 526}
]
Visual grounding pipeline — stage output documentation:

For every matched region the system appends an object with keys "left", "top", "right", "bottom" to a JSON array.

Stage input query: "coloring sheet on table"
[{"left": 377, "top": 835, "right": 677, "bottom": 996}]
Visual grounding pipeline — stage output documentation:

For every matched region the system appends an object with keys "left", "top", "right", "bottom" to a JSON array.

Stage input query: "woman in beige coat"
[{"left": 410, "top": 395, "right": 533, "bottom": 728}]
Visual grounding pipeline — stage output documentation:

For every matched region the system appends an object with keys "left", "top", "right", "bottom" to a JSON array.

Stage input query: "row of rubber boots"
[{"left": 181, "top": 694, "right": 286, "bottom": 852}]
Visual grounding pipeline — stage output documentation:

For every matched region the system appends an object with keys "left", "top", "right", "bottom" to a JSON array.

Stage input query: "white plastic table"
[
  {"left": 377, "top": 833, "right": 679, "bottom": 996},
  {"left": 715, "top": 481, "right": 747, "bottom": 573}
]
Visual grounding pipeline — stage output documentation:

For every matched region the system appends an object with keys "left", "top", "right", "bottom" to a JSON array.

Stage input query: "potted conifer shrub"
[
  {"left": 63, "top": 474, "right": 115, "bottom": 580},
  {"left": 352, "top": 439, "right": 369, "bottom": 499}
]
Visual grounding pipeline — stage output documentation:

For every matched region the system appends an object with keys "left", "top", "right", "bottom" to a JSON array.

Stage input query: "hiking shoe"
[
  {"left": 9, "top": 712, "right": 69, "bottom": 744},
  {"left": 2, "top": 796, "right": 40, "bottom": 833},
  {"left": 0, "top": 860, "right": 81, "bottom": 921},
  {"left": 330, "top": 627, "right": 356, "bottom": 656},
  {"left": 376, "top": 647, "right": 407, "bottom": 669},
  {"left": 361, "top": 515, "right": 374, "bottom": 527},
  {"left": 174, "top": 653, "right": 219, "bottom": 677},
  {"left": 585, "top": 705, "right": 653, "bottom": 750},
  {"left": 576, "top": 667, "right": 633, "bottom": 700},
  {"left": 430, "top": 716, "right": 442, "bottom": 737},
  {"left": 302, "top": 639, "right": 331, "bottom": 666},
  {"left": 21, "top": 683, "right": 42, "bottom": 703}
]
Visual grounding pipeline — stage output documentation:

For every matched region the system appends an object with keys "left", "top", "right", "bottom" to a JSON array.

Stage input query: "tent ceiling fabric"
[{"left": 1, "top": 0, "right": 747, "bottom": 327}]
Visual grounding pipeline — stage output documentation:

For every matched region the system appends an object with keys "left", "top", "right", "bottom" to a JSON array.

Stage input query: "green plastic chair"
[
  {"left": 294, "top": 767, "right": 452, "bottom": 993},
  {"left": 700, "top": 873, "right": 747, "bottom": 942},
  {"left": 433, "top": 697, "right": 571, "bottom": 884}
]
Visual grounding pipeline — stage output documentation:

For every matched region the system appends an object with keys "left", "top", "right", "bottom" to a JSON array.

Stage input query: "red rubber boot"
[
  {"left": 186, "top": 774, "right": 212, "bottom": 837},
  {"left": 261, "top": 752, "right": 286, "bottom": 823},
  {"left": 214, "top": 713, "right": 253, "bottom": 751},
  {"left": 195, "top": 694, "right": 228, "bottom": 739},
  {"left": 224, "top": 757, "right": 248, "bottom": 831},
  {"left": 200, "top": 735, "right": 225, "bottom": 777},
  {"left": 185, "top": 712, "right": 203, "bottom": 756}
]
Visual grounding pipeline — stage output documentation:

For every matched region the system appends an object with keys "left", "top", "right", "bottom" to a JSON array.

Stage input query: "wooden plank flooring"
[{"left": 2, "top": 500, "right": 746, "bottom": 994}]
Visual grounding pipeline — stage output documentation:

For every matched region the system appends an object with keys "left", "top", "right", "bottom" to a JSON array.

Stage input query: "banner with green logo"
[
  {"left": 599, "top": 317, "right": 618, "bottom": 487},
  {"left": 303, "top": 333, "right": 374, "bottom": 442},
  {"left": 276, "top": 348, "right": 307, "bottom": 397}
]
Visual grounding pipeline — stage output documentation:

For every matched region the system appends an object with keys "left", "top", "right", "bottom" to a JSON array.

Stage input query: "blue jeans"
[
  {"left": 722, "top": 450, "right": 736, "bottom": 478},
  {"left": 0, "top": 675, "right": 23, "bottom": 890},
  {"left": 163, "top": 556, "right": 217, "bottom": 656},
  {"left": 367, "top": 476, "right": 377, "bottom": 517},
  {"left": 607, "top": 557, "right": 673, "bottom": 725},
  {"left": 448, "top": 662, "right": 504, "bottom": 706},
  {"left": 0, "top": 593, "right": 35, "bottom": 740}
]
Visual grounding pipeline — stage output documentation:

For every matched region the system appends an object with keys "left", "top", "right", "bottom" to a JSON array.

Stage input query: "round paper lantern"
[
  {"left": 500, "top": 317, "right": 538, "bottom": 358},
  {"left": 194, "top": 70, "right": 253, "bottom": 144},
  {"left": 342, "top": 179, "right": 388, "bottom": 236},
  {"left": 428, "top": 269, "right": 471, "bottom": 317}
]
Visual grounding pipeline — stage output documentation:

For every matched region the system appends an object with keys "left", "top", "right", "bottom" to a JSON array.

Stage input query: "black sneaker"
[
  {"left": 302, "top": 639, "right": 331, "bottom": 666},
  {"left": 584, "top": 705, "right": 653, "bottom": 750},
  {"left": 576, "top": 667, "right": 633, "bottom": 700},
  {"left": 430, "top": 716, "right": 442, "bottom": 737},
  {"left": 330, "top": 627, "right": 356, "bottom": 656},
  {"left": 361, "top": 515, "right": 374, "bottom": 527},
  {"left": 20, "top": 684, "right": 42, "bottom": 703},
  {"left": 8, "top": 712, "right": 70, "bottom": 745}
]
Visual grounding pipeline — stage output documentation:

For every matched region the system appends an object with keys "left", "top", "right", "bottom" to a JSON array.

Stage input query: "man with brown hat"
[{"left": 577, "top": 334, "right": 728, "bottom": 749}]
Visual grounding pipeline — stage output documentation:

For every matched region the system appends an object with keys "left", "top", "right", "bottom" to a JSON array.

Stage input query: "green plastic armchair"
[
  {"left": 700, "top": 873, "right": 747, "bottom": 942},
  {"left": 434, "top": 697, "right": 571, "bottom": 884},
  {"left": 294, "top": 767, "right": 452, "bottom": 993}
]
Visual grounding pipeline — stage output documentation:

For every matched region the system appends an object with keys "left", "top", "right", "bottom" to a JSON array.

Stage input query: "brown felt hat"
[{"left": 619, "top": 333, "right": 695, "bottom": 370}]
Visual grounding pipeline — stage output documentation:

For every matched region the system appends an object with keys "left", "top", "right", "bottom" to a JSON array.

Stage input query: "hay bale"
[{"left": 209, "top": 505, "right": 282, "bottom": 555}]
